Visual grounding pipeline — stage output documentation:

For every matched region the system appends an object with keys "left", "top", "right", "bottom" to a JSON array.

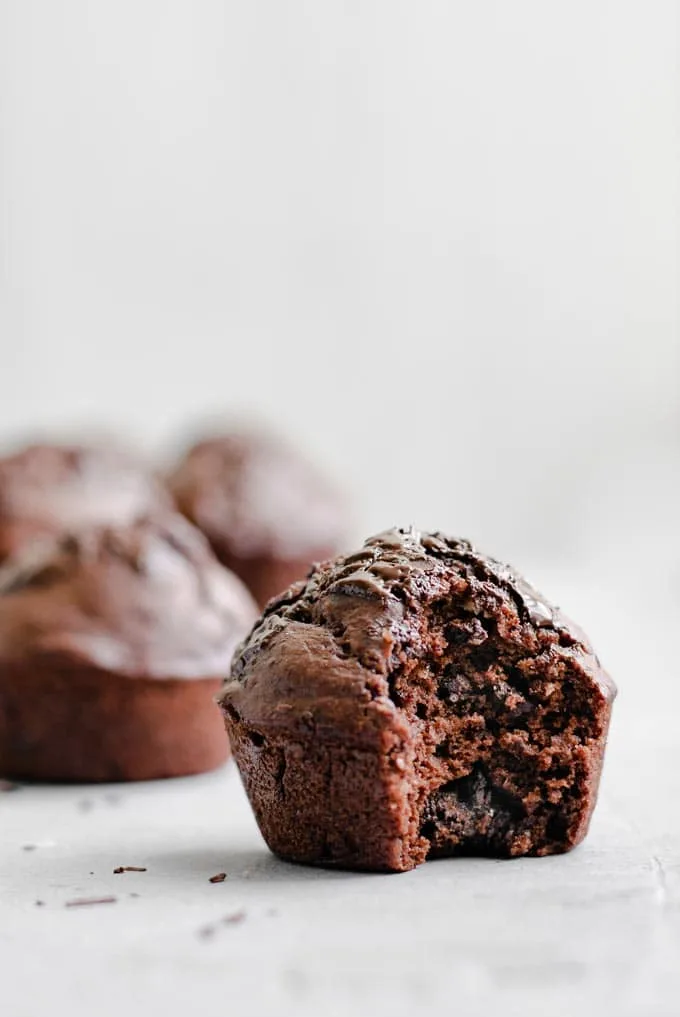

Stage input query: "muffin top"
[
  {"left": 0, "top": 514, "right": 257, "bottom": 678},
  {"left": 0, "top": 443, "right": 171, "bottom": 556},
  {"left": 168, "top": 431, "right": 345, "bottom": 560},
  {"left": 220, "top": 527, "right": 615, "bottom": 738}
]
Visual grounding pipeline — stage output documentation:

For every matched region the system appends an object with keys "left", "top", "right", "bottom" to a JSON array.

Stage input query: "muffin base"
[
  {"left": 227, "top": 721, "right": 416, "bottom": 872},
  {"left": 226, "top": 705, "right": 612, "bottom": 873},
  {"left": 0, "top": 654, "right": 229, "bottom": 782}
]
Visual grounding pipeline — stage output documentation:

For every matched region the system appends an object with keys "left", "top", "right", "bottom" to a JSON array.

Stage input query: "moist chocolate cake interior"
[{"left": 381, "top": 538, "right": 601, "bottom": 861}]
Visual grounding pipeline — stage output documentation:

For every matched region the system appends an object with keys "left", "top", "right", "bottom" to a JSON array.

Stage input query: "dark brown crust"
[
  {"left": 227, "top": 723, "right": 414, "bottom": 872},
  {"left": 219, "top": 527, "right": 616, "bottom": 871}
]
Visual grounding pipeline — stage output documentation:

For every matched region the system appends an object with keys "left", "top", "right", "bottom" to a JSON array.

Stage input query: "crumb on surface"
[
  {"left": 65, "top": 896, "right": 117, "bottom": 908},
  {"left": 197, "top": 910, "right": 246, "bottom": 940},
  {"left": 223, "top": 910, "right": 246, "bottom": 925}
]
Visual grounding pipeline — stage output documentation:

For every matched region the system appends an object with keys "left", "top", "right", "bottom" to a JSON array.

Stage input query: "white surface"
[
  {"left": 1, "top": 1, "right": 678, "bottom": 561},
  {"left": 1, "top": 576, "right": 679, "bottom": 1017}
]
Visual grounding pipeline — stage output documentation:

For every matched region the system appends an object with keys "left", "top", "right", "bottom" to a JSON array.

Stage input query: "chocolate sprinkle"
[
  {"left": 209, "top": 872, "right": 227, "bottom": 883},
  {"left": 113, "top": 866, "right": 147, "bottom": 874},
  {"left": 197, "top": 910, "right": 247, "bottom": 940},
  {"left": 66, "top": 896, "right": 117, "bottom": 908},
  {"left": 223, "top": 910, "right": 246, "bottom": 925}
]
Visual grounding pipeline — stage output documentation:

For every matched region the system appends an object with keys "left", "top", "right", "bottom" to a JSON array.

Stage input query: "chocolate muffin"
[
  {"left": 167, "top": 431, "right": 345, "bottom": 608},
  {"left": 0, "top": 514, "right": 257, "bottom": 782},
  {"left": 0, "top": 442, "right": 171, "bottom": 563},
  {"left": 219, "top": 527, "right": 616, "bottom": 872}
]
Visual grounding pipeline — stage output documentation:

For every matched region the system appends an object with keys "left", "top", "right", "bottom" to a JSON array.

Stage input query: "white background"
[{"left": 1, "top": 0, "right": 677, "bottom": 574}]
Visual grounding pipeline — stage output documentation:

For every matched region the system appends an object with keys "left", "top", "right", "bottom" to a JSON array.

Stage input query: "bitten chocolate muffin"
[
  {"left": 0, "top": 514, "right": 257, "bottom": 782},
  {"left": 219, "top": 527, "right": 616, "bottom": 872},
  {"left": 167, "top": 431, "right": 345, "bottom": 608},
  {"left": 0, "top": 442, "right": 171, "bottom": 563}
]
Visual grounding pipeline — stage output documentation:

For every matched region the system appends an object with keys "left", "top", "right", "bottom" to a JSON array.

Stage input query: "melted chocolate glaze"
[{"left": 223, "top": 526, "right": 615, "bottom": 721}]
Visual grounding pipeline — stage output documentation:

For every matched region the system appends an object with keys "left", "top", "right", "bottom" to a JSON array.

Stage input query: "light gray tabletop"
[{"left": 1, "top": 572, "right": 678, "bottom": 1017}]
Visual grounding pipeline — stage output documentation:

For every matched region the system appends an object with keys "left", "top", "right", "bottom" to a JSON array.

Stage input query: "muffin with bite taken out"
[{"left": 218, "top": 527, "right": 616, "bottom": 872}]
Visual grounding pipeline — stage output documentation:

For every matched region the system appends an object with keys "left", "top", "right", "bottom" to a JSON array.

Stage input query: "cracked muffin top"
[
  {"left": 221, "top": 526, "right": 615, "bottom": 738},
  {"left": 0, "top": 513, "right": 257, "bottom": 678},
  {"left": 0, "top": 442, "right": 171, "bottom": 561}
]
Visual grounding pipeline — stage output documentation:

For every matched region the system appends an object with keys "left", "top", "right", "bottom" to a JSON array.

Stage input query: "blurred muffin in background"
[
  {"left": 0, "top": 513, "right": 257, "bottom": 782},
  {"left": 0, "top": 442, "right": 171, "bottom": 563},
  {"left": 167, "top": 430, "right": 346, "bottom": 607}
]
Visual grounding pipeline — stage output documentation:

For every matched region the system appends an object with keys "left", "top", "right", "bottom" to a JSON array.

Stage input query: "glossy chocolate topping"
[
  {"left": 220, "top": 527, "right": 615, "bottom": 733},
  {"left": 168, "top": 431, "right": 345, "bottom": 559},
  {"left": 0, "top": 514, "right": 257, "bottom": 678}
]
